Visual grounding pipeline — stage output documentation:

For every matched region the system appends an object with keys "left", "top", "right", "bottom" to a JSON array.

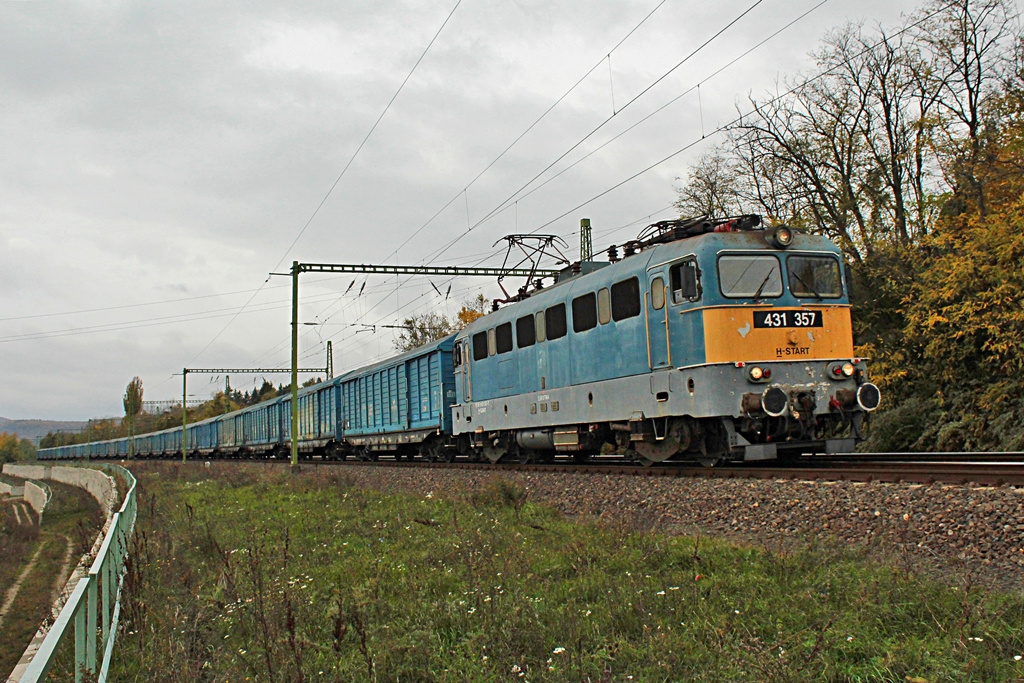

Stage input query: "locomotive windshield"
[
  {"left": 787, "top": 255, "right": 843, "bottom": 299},
  {"left": 718, "top": 255, "right": 782, "bottom": 298}
]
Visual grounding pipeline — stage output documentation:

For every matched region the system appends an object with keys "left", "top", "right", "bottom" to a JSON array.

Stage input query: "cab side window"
[
  {"left": 546, "top": 303, "right": 567, "bottom": 340},
  {"left": 671, "top": 259, "right": 700, "bottom": 303},
  {"left": 472, "top": 332, "right": 488, "bottom": 361},
  {"left": 572, "top": 292, "right": 597, "bottom": 332},
  {"left": 495, "top": 322, "right": 513, "bottom": 354},
  {"left": 516, "top": 315, "right": 535, "bottom": 348},
  {"left": 611, "top": 277, "right": 641, "bottom": 321}
]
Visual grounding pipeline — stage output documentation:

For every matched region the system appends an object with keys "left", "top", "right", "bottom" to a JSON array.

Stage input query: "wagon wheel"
[
  {"left": 425, "top": 439, "right": 447, "bottom": 463},
  {"left": 419, "top": 442, "right": 435, "bottom": 463},
  {"left": 323, "top": 440, "right": 339, "bottom": 462}
]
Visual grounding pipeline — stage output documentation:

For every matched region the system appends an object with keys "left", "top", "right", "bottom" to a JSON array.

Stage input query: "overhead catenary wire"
[
  {"left": 0, "top": 288, "right": 370, "bottom": 344},
  {"left": 380, "top": 0, "right": 670, "bottom": 264},
  {"left": 525, "top": 3, "right": 948, "bottom": 237},
  {"left": 504, "top": 0, "right": 832, "bottom": 212},
  {"left": 410, "top": 0, "right": 770, "bottom": 271},
  {"left": 180, "top": 0, "right": 463, "bottom": 370}
]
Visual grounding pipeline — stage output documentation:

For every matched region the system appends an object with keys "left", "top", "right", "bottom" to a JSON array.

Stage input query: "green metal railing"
[{"left": 19, "top": 465, "right": 137, "bottom": 683}]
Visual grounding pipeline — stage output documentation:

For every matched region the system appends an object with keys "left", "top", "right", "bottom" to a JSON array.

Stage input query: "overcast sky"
[{"left": 0, "top": 0, "right": 993, "bottom": 421}]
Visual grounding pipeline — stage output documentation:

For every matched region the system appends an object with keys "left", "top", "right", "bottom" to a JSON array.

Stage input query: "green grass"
[{"left": 106, "top": 463, "right": 1024, "bottom": 682}]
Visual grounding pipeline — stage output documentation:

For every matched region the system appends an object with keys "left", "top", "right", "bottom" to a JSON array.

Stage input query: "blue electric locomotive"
[{"left": 450, "top": 215, "right": 880, "bottom": 465}]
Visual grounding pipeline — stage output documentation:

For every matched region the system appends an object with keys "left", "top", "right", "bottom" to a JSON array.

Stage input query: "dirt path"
[
  {"left": 11, "top": 500, "right": 24, "bottom": 525},
  {"left": 51, "top": 535, "right": 77, "bottom": 606}
]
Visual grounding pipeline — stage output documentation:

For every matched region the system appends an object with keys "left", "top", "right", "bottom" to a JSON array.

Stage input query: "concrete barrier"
[
  {"left": 3, "top": 463, "right": 116, "bottom": 520},
  {"left": 2, "top": 464, "right": 49, "bottom": 480},
  {"left": 1, "top": 480, "right": 25, "bottom": 497},
  {"left": 24, "top": 481, "right": 49, "bottom": 524}
]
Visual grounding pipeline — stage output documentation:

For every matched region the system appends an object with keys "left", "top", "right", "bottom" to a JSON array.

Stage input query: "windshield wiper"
[
  {"left": 792, "top": 272, "right": 823, "bottom": 300},
  {"left": 753, "top": 272, "right": 774, "bottom": 300}
]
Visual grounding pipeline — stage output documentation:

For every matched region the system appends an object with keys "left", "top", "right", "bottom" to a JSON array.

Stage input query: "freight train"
[{"left": 38, "top": 215, "right": 880, "bottom": 466}]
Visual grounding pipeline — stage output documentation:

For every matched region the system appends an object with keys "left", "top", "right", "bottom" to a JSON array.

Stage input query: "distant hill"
[{"left": 0, "top": 416, "right": 88, "bottom": 444}]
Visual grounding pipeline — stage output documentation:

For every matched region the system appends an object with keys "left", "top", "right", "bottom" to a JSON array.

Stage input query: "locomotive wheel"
[{"left": 633, "top": 418, "right": 691, "bottom": 465}]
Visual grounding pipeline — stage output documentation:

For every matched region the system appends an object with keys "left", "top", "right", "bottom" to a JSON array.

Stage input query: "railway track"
[{"left": 189, "top": 451, "right": 1024, "bottom": 488}]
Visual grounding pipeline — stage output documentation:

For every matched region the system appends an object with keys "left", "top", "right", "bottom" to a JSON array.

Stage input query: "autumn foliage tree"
[
  {"left": 393, "top": 295, "right": 490, "bottom": 352},
  {"left": 0, "top": 432, "right": 35, "bottom": 463},
  {"left": 123, "top": 376, "right": 144, "bottom": 458},
  {"left": 895, "top": 90, "right": 1024, "bottom": 449}
]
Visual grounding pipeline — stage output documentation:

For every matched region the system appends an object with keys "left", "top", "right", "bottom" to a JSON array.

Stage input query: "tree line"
[{"left": 676, "top": 0, "right": 1023, "bottom": 450}]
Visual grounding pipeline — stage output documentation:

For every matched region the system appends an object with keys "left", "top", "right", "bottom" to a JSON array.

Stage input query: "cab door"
[
  {"left": 454, "top": 339, "right": 471, "bottom": 402},
  {"left": 646, "top": 273, "right": 671, "bottom": 369}
]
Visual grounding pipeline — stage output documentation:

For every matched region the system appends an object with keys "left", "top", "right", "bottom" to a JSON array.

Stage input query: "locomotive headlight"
[
  {"left": 765, "top": 225, "right": 794, "bottom": 249},
  {"left": 747, "top": 366, "right": 772, "bottom": 383},
  {"left": 842, "top": 362, "right": 855, "bottom": 377}
]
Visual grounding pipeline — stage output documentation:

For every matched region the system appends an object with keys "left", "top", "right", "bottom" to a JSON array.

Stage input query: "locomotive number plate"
[{"left": 753, "top": 310, "right": 822, "bottom": 328}]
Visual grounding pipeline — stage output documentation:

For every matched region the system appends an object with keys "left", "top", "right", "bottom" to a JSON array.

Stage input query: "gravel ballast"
[{"left": 321, "top": 464, "right": 1024, "bottom": 592}]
